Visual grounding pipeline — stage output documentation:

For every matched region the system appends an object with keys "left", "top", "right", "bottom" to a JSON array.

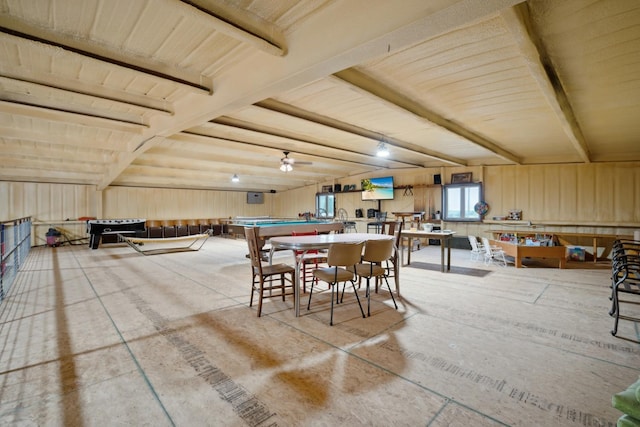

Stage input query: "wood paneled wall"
[
  {"left": 2, "top": 162, "right": 639, "bottom": 245},
  {"left": 484, "top": 163, "right": 640, "bottom": 226}
]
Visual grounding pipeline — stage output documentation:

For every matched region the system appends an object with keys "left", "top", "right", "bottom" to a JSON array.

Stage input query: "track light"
[
  {"left": 280, "top": 163, "right": 293, "bottom": 172},
  {"left": 376, "top": 141, "right": 389, "bottom": 157},
  {"left": 231, "top": 174, "right": 239, "bottom": 182}
]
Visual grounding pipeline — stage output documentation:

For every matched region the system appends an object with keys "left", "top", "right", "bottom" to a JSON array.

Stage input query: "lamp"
[
  {"left": 376, "top": 141, "right": 389, "bottom": 157},
  {"left": 231, "top": 174, "right": 239, "bottom": 182},
  {"left": 280, "top": 163, "right": 293, "bottom": 172}
]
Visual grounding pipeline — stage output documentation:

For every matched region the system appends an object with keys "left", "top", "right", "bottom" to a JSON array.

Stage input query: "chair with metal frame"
[
  {"left": 383, "top": 220, "right": 403, "bottom": 294},
  {"left": 292, "top": 229, "right": 327, "bottom": 293},
  {"left": 352, "top": 238, "right": 398, "bottom": 317},
  {"left": 366, "top": 211, "right": 387, "bottom": 234},
  {"left": 337, "top": 208, "right": 357, "bottom": 233},
  {"left": 245, "top": 227, "right": 295, "bottom": 317},
  {"left": 309, "top": 241, "right": 366, "bottom": 326}
]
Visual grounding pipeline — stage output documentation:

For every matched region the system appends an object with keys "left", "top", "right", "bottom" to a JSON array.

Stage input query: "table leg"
[
  {"left": 593, "top": 237, "right": 597, "bottom": 263},
  {"left": 293, "top": 251, "right": 305, "bottom": 317},
  {"left": 407, "top": 237, "right": 413, "bottom": 265},
  {"left": 446, "top": 238, "right": 451, "bottom": 271},
  {"left": 440, "top": 239, "right": 445, "bottom": 272}
]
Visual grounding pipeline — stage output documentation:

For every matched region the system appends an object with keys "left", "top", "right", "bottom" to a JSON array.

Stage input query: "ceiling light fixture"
[
  {"left": 376, "top": 141, "right": 390, "bottom": 157},
  {"left": 280, "top": 163, "right": 293, "bottom": 172},
  {"left": 231, "top": 174, "right": 239, "bottom": 182}
]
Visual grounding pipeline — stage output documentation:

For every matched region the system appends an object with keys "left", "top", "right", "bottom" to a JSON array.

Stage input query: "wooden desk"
[
  {"left": 400, "top": 230, "right": 456, "bottom": 272},
  {"left": 270, "top": 233, "right": 394, "bottom": 317},
  {"left": 491, "top": 240, "right": 566, "bottom": 268}
]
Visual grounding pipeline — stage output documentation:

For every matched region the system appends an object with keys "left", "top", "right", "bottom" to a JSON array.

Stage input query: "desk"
[
  {"left": 400, "top": 230, "right": 456, "bottom": 272},
  {"left": 270, "top": 233, "right": 394, "bottom": 317}
]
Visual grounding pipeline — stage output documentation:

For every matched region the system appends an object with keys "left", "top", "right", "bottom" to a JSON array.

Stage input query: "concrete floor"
[{"left": 0, "top": 237, "right": 638, "bottom": 426}]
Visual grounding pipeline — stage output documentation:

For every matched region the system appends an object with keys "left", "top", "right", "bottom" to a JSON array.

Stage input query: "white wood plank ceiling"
[{"left": 0, "top": 0, "right": 639, "bottom": 192}]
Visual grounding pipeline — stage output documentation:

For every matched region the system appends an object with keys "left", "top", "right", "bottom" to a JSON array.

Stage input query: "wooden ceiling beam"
[
  {"left": 179, "top": 1, "right": 286, "bottom": 56},
  {"left": 333, "top": 69, "right": 522, "bottom": 165},
  {"left": 0, "top": 75, "right": 173, "bottom": 115},
  {"left": 0, "top": 99, "right": 146, "bottom": 133},
  {"left": 503, "top": 4, "right": 590, "bottom": 163},
  {"left": 256, "top": 99, "right": 466, "bottom": 166},
  {"left": 0, "top": 24, "right": 212, "bottom": 94}
]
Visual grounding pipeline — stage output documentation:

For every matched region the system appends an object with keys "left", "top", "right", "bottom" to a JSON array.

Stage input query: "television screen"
[{"left": 361, "top": 176, "right": 394, "bottom": 200}]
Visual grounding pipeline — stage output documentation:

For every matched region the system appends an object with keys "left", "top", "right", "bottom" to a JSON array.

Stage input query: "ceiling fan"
[{"left": 280, "top": 151, "right": 311, "bottom": 172}]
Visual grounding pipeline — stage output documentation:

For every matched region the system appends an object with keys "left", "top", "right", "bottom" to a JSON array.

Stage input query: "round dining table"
[{"left": 269, "top": 233, "right": 395, "bottom": 317}]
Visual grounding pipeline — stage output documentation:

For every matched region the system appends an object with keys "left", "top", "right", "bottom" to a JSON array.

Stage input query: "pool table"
[{"left": 228, "top": 218, "right": 344, "bottom": 252}]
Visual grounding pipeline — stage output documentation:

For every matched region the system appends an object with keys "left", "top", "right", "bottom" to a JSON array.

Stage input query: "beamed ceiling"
[{"left": 1, "top": 0, "right": 639, "bottom": 192}]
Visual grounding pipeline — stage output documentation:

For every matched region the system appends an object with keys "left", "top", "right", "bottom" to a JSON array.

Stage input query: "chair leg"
[
  {"left": 257, "top": 279, "right": 264, "bottom": 317},
  {"left": 330, "top": 283, "right": 335, "bottom": 326},
  {"left": 307, "top": 279, "right": 316, "bottom": 310},
  {"left": 381, "top": 276, "right": 398, "bottom": 309},
  {"left": 351, "top": 280, "right": 366, "bottom": 319}
]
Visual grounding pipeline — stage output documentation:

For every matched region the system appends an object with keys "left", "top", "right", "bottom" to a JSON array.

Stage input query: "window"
[
  {"left": 442, "top": 183, "right": 482, "bottom": 221},
  {"left": 315, "top": 193, "right": 335, "bottom": 219}
]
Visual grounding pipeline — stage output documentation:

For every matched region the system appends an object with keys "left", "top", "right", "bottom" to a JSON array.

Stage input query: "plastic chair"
[
  {"left": 352, "top": 238, "right": 398, "bottom": 317},
  {"left": 245, "top": 227, "right": 295, "bottom": 317},
  {"left": 467, "top": 235, "right": 484, "bottom": 261},
  {"left": 481, "top": 237, "right": 507, "bottom": 267},
  {"left": 309, "top": 241, "right": 366, "bottom": 325}
]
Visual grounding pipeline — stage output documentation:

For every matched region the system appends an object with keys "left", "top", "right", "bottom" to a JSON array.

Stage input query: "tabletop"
[
  {"left": 270, "top": 232, "right": 392, "bottom": 251},
  {"left": 400, "top": 230, "right": 456, "bottom": 238}
]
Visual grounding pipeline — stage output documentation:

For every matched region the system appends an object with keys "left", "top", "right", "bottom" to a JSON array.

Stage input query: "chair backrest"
[
  {"left": 337, "top": 208, "right": 348, "bottom": 221},
  {"left": 481, "top": 237, "right": 493, "bottom": 256},
  {"left": 362, "top": 238, "right": 394, "bottom": 263},
  {"left": 468, "top": 235, "right": 480, "bottom": 251},
  {"left": 327, "top": 241, "right": 365, "bottom": 268},
  {"left": 245, "top": 227, "right": 263, "bottom": 272},
  {"left": 376, "top": 211, "right": 387, "bottom": 221}
]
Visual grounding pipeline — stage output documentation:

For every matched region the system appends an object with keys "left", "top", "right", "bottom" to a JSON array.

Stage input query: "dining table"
[
  {"left": 269, "top": 232, "right": 395, "bottom": 317},
  {"left": 400, "top": 229, "right": 456, "bottom": 272}
]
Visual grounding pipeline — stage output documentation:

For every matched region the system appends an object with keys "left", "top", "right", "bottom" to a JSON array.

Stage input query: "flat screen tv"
[{"left": 361, "top": 176, "right": 394, "bottom": 200}]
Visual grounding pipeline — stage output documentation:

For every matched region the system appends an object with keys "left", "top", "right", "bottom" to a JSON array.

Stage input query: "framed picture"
[
  {"left": 451, "top": 172, "right": 472, "bottom": 183},
  {"left": 321, "top": 185, "right": 333, "bottom": 193}
]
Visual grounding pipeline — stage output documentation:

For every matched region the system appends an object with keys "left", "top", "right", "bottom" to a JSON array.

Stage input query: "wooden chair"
[
  {"left": 292, "top": 230, "right": 327, "bottom": 293},
  {"left": 245, "top": 227, "right": 295, "bottom": 317},
  {"left": 352, "top": 238, "right": 398, "bottom": 317},
  {"left": 309, "top": 241, "right": 366, "bottom": 325}
]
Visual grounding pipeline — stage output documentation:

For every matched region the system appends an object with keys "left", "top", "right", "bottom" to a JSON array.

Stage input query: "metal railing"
[{"left": 1, "top": 217, "right": 32, "bottom": 303}]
